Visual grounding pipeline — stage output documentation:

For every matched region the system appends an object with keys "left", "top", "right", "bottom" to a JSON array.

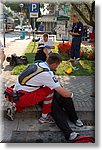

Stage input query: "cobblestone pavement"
[
  {"left": 1, "top": 75, "right": 95, "bottom": 112},
  {"left": 0, "top": 75, "right": 95, "bottom": 142},
  {"left": 57, "top": 76, "right": 95, "bottom": 111},
  {"left": 0, "top": 71, "right": 95, "bottom": 142}
]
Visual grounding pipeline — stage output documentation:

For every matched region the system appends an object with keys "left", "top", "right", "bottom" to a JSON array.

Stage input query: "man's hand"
[
  {"left": 69, "top": 31, "right": 80, "bottom": 36},
  {"left": 69, "top": 31, "right": 74, "bottom": 35},
  {"left": 68, "top": 29, "right": 71, "bottom": 33},
  {"left": 55, "top": 86, "right": 73, "bottom": 98},
  {"left": 45, "top": 45, "right": 50, "bottom": 49}
]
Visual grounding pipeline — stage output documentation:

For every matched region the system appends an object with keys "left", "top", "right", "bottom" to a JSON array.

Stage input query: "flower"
[
  {"left": 57, "top": 42, "right": 72, "bottom": 54},
  {"left": 80, "top": 51, "right": 84, "bottom": 55},
  {"left": 80, "top": 43, "right": 95, "bottom": 60},
  {"left": 80, "top": 50, "right": 95, "bottom": 60},
  {"left": 87, "top": 52, "right": 95, "bottom": 60},
  {"left": 57, "top": 42, "right": 95, "bottom": 60}
]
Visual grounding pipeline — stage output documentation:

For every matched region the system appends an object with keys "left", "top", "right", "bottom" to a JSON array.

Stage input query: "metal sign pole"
[
  {"left": 32, "top": 18, "right": 36, "bottom": 52},
  {"left": 30, "top": 3, "right": 39, "bottom": 52}
]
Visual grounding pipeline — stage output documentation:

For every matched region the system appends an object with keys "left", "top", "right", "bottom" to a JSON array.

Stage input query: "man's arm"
[
  {"left": 55, "top": 86, "right": 73, "bottom": 98},
  {"left": 48, "top": 39, "right": 55, "bottom": 49},
  {"left": 43, "top": 48, "right": 49, "bottom": 58},
  {"left": 68, "top": 22, "right": 83, "bottom": 36},
  {"left": 69, "top": 31, "right": 80, "bottom": 36},
  {"left": 45, "top": 45, "right": 55, "bottom": 49}
]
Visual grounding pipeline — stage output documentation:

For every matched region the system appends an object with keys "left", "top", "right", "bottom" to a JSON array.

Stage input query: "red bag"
[
  {"left": 4, "top": 87, "right": 20, "bottom": 103},
  {"left": 4, "top": 87, "right": 14, "bottom": 102},
  {"left": 73, "top": 136, "right": 95, "bottom": 143}
]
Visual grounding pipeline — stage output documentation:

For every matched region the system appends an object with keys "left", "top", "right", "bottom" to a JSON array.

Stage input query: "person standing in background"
[
  {"left": 68, "top": 15, "right": 83, "bottom": 61},
  {"left": 38, "top": 22, "right": 44, "bottom": 31}
]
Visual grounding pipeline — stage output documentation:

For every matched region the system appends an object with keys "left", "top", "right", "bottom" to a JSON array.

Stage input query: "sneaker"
[
  {"left": 39, "top": 114, "right": 55, "bottom": 124},
  {"left": 75, "top": 119, "right": 83, "bottom": 127},
  {"left": 6, "top": 108, "right": 15, "bottom": 121},
  {"left": 72, "top": 66, "right": 79, "bottom": 71},
  {"left": 68, "top": 58, "right": 75, "bottom": 62},
  {"left": 69, "top": 132, "right": 79, "bottom": 141},
  {"left": 76, "top": 58, "right": 80, "bottom": 61},
  {"left": 6, "top": 104, "right": 16, "bottom": 121}
]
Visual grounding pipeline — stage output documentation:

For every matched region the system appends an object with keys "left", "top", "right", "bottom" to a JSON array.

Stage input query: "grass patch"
[
  {"left": 11, "top": 41, "right": 95, "bottom": 76},
  {"left": 11, "top": 64, "right": 29, "bottom": 75},
  {"left": 56, "top": 60, "right": 95, "bottom": 76}
]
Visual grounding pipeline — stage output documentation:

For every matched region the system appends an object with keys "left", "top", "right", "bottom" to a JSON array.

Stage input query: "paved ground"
[
  {"left": 0, "top": 31, "right": 32, "bottom": 47},
  {"left": 0, "top": 34, "right": 32, "bottom": 87},
  {"left": 0, "top": 37, "right": 95, "bottom": 143}
]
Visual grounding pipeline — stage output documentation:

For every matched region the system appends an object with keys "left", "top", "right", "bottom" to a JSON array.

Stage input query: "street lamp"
[
  {"left": 19, "top": 3, "right": 24, "bottom": 27},
  {"left": 19, "top": 3, "right": 24, "bottom": 12}
]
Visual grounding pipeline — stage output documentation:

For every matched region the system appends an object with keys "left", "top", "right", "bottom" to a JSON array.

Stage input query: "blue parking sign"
[{"left": 30, "top": 3, "right": 39, "bottom": 13}]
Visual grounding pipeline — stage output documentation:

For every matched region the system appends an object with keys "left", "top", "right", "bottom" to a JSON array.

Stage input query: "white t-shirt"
[
  {"left": 38, "top": 39, "right": 54, "bottom": 54},
  {"left": 14, "top": 62, "right": 60, "bottom": 92}
]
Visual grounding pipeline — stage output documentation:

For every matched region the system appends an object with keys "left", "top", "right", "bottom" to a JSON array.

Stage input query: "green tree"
[
  {"left": 71, "top": 1, "right": 95, "bottom": 31},
  {"left": 4, "top": 2, "right": 20, "bottom": 12}
]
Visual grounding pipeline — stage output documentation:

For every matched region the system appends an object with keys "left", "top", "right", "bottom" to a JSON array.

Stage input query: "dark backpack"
[
  {"left": 18, "top": 62, "right": 49, "bottom": 87},
  {"left": 6, "top": 54, "right": 28, "bottom": 66},
  {"left": 73, "top": 136, "right": 95, "bottom": 143}
]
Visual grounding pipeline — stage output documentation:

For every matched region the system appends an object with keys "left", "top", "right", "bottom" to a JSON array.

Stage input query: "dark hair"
[
  {"left": 72, "top": 14, "right": 78, "bottom": 18},
  {"left": 46, "top": 53, "right": 62, "bottom": 65},
  {"left": 43, "top": 33, "right": 48, "bottom": 38}
]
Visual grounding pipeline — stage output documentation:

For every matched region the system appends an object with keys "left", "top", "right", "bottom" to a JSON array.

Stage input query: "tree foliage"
[
  {"left": 4, "top": 2, "right": 20, "bottom": 12},
  {"left": 71, "top": 1, "right": 95, "bottom": 30},
  {"left": 3, "top": 1, "right": 95, "bottom": 31}
]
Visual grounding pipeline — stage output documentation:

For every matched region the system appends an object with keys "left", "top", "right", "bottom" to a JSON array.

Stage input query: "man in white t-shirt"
[
  {"left": 38, "top": 33, "right": 55, "bottom": 54},
  {"left": 13, "top": 53, "right": 72, "bottom": 123},
  {"left": 0, "top": 40, "right": 5, "bottom": 69},
  {"left": 7, "top": 53, "right": 83, "bottom": 142}
]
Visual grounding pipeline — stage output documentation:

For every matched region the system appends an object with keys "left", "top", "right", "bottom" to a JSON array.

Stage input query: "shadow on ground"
[{"left": 4, "top": 65, "right": 14, "bottom": 72}]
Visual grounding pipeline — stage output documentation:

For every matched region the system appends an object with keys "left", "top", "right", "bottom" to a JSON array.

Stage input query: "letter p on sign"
[{"left": 32, "top": 4, "right": 36, "bottom": 11}]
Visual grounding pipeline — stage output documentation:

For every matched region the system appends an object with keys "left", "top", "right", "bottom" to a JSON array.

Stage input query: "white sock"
[{"left": 42, "top": 113, "right": 48, "bottom": 118}]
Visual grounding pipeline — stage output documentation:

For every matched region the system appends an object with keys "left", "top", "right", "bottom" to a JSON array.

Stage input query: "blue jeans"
[{"left": 70, "top": 37, "right": 82, "bottom": 59}]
